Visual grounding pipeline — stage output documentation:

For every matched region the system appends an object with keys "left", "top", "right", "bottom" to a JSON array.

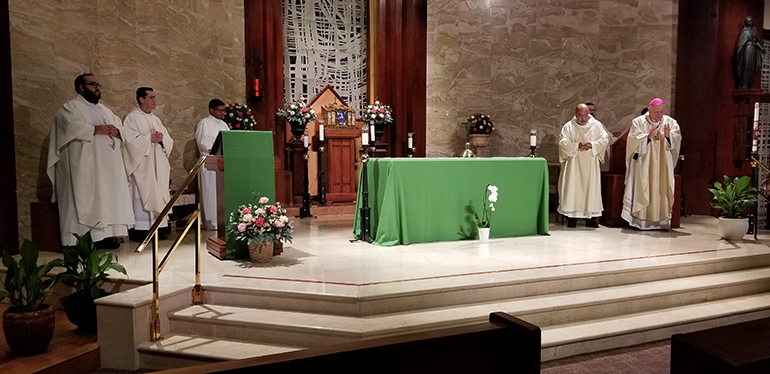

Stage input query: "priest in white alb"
[
  {"left": 122, "top": 87, "right": 173, "bottom": 241},
  {"left": 195, "top": 99, "right": 229, "bottom": 230},
  {"left": 622, "top": 98, "right": 682, "bottom": 230},
  {"left": 558, "top": 103, "right": 609, "bottom": 228},
  {"left": 47, "top": 74, "right": 134, "bottom": 248}
]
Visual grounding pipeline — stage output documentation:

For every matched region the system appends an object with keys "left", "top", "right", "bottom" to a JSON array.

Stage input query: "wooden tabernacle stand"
[{"left": 601, "top": 128, "right": 681, "bottom": 228}]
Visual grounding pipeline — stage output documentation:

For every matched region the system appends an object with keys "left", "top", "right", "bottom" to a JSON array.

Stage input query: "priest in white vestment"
[
  {"left": 622, "top": 98, "right": 682, "bottom": 230},
  {"left": 195, "top": 99, "right": 229, "bottom": 230},
  {"left": 558, "top": 103, "right": 609, "bottom": 228},
  {"left": 47, "top": 74, "right": 134, "bottom": 247},
  {"left": 122, "top": 87, "right": 173, "bottom": 241}
]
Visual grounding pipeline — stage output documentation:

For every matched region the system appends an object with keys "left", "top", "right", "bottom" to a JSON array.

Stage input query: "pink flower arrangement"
[
  {"left": 227, "top": 196, "right": 294, "bottom": 247},
  {"left": 223, "top": 102, "right": 256, "bottom": 130},
  {"left": 277, "top": 99, "right": 317, "bottom": 124},
  {"left": 365, "top": 101, "right": 393, "bottom": 126},
  {"left": 468, "top": 113, "right": 495, "bottom": 135}
]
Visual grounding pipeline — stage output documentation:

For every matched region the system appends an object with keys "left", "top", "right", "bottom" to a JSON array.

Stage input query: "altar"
[{"left": 353, "top": 158, "right": 550, "bottom": 245}]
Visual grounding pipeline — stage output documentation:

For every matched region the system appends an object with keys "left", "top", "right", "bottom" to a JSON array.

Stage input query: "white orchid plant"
[{"left": 473, "top": 184, "right": 498, "bottom": 229}]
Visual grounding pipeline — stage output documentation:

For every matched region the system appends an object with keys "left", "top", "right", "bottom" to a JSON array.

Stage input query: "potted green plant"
[
  {"left": 0, "top": 240, "right": 63, "bottom": 356},
  {"left": 58, "top": 231, "right": 127, "bottom": 333},
  {"left": 708, "top": 175, "right": 758, "bottom": 240},
  {"left": 471, "top": 184, "right": 499, "bottom": 242}
]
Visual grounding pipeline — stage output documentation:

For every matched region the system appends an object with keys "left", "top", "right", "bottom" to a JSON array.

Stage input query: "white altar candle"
[
  {"left": 408, "top": 132, "right": 414, "bottom": 149},
  {"left": 304, "top": 130, "right": 309, "bottom": 148},
  {"left": 362, "top": 128, "right": 369, "bottom": 146},
  {"left": 319, "top": 124, "right": 324, "bottom": 141},
  {"left": 753, "top": 102, "right": 760, "bottom": 153},
  {"left": 370, "top": 124, "right": 376, "bottom": 143},
  {"left": 530, "top": 129, "right": 537, "bottom": 147}
]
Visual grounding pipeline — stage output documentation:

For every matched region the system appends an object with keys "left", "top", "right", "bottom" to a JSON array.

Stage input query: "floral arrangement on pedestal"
[
  {"left": 365, "top": 101, "right": 393, "bottom": 142},
  {"left": 467, "top": 113, "right": 495, "bottom": 157},
  {"left": 468, "top": 113, "right": 495, "bottom": 135},
  {"left": 223, "top": 102, "right": 256, "bottom": 130},
  {"left": 472, "top": 184, "right": 499, "bottom": 242},
  {"left": 277, "top": 100, "right": 317, "bottom": 140},
  {"left": 227, "top": 196, "right": 294, "bottom": 263}
]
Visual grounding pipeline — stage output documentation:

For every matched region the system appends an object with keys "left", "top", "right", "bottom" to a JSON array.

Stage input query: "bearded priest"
[
  {"left": 621, "top": 98, "right": 682, "bottom": 230},
  {"left": 47, "top": 74, "right": 134, "bottom": 248},
  {"left": 558, "top": 103, "right": 609, "bottom": 228},
  {"left": 122, "top": 87, "right": 174, "bottom": 242}
]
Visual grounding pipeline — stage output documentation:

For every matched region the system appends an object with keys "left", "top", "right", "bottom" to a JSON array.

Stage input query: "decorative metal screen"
[
  {"left": 757, "top": 39, "right": 770, "bottom": 228},
  {"left": 282, "top": 0, "right": 367, "bottom": 114}
]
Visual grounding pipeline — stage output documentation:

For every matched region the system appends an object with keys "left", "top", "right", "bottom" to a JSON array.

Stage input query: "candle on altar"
[
  {"left": 362, "top": 127, "right": 369, "bottom": 146},
  {"left": 370, "top": 123, "right": 376, "bottom": 143},
  {"left": 319, "top": 124, "right": 324, "bottom": 141},
  {"left": 304, "top": 130, "right": 309, "bottom": 148},
  {"left": 530, "top": 129, "right": 537, "bottom": 147},
  {"left": 753, "top": 102, "right": 760, "bottom": 153},
  {"left": 408, "top": 132, "right": 414, "bottom": 149}
]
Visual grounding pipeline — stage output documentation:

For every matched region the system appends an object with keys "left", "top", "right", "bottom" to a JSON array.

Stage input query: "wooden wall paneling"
[{"left": 370, "top": 0, "right": 426, "bottom": 158}]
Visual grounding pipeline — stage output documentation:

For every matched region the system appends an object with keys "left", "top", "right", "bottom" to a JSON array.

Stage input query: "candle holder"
[
  {"left": 353, "top": 146, "right": 373, "bottom": 243},
  {"left": 749, "top": 153, "right": 760, "bottom": 238},
  {"left": 299, "top": 141, "right": 313, "bottom": 219},
  {"left": 529, "top": 145, "right": 538, "bottom": 158},
  {"left": 318, "top": 139, "right": 327, "bottom": 205},
  {"left": 406, "top": 147, "right": 415, "bottom": 158}
]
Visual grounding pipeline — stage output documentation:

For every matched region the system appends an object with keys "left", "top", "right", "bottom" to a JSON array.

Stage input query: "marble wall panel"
[
  {"left": 427, "top": 0, "right": 679, "bottom": 160},
  {"left": 12, "top": 0, "right": 245, "bottom": 239}
]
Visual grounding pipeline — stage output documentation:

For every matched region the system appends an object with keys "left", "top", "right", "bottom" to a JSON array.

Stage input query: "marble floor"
[{"left": 77, "top": 214, "right": 770, "bottom": 299}]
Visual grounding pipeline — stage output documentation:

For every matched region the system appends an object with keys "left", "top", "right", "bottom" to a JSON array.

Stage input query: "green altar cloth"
[
  {"left": 353, "top": 158, "right": 549, "bottom": 246},
  {"left": 221, "top": 131, "right": 275, "bottom": 259}
]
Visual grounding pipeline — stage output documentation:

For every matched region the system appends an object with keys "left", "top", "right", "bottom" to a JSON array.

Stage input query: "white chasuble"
[
  {"left": 46, "top": 95, "right": 134, "bottom": 245},
  {"left": 557, "top": 117, "right": 609, "bottom": 218},
  {"left": 195, "top": 115, "right": 229, "bottom": 230},
  {"left": 123, "top": 108, "right": 174, "bottom": 230},
  {"left": 621, "top": 114, "right": 682, "bottom": 230}
]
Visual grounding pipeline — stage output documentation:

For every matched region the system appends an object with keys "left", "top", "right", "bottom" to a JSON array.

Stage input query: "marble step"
[
  {"left": 169, "top": 267, "right": 770, "bottom": 347},
  {"left": 202, "top": 252, "right": 770, "bottom": 317},
  {"left": 150, "top": 294, "right": 770, "bottom": 368},
  {"left": 137, "top": 333, "right": 302, "bottom": 371}
]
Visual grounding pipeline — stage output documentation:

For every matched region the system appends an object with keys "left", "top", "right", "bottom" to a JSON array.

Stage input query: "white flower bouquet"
[
  {"left": 277, "top": 100, "right": 317, "bottom": 124},
  {"left": 365, "top": 101, "right": 393, "bottom": 126}
]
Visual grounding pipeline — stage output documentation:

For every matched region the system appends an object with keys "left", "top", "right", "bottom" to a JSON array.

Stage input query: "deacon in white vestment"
[
  {"left": 122, "top": 87, "right": 173, "bottom": 240},
  {"left": 46, "top": 74, "right": 134, "bottom": 247},
  {"left": 558, "top": 103, "right": 609, "bottom": 228},
  {"left": 622, "top": 98, "right": 682, "bottom": 230},
  {"left": 195, "top": 99, "right": 229, "bottom": 230}
]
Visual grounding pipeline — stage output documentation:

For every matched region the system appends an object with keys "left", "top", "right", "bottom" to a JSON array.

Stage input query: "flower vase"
[
  {"left": 248, "top": 241, "right": 273, "bottom": 263},
  {"left": 468, "top": 134, "right": 491, "bottom": 157},
  {"left": 287, "top": 119, "right": 307, "bottom": 142},
  {"left": 478, "top": 227, "right": 490, "bottom": 242}
]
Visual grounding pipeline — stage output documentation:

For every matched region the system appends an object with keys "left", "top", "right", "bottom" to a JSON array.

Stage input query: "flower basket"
[
  {"left": 468, "top": 113, "right": 494, "bottom": 135},
  {"left": 228, "top": 195, "right": 294, "bottom": 262},
  {"left": 223, "top": 102, "right": 256, "bottom": 130},
  {"left": 248, "top": 241, "right": 274, "bottom": 263}
]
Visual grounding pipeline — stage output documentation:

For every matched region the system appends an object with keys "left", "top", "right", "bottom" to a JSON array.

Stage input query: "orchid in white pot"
[{"left": 473, "top": 184, "right": 498, "bottom": 242}]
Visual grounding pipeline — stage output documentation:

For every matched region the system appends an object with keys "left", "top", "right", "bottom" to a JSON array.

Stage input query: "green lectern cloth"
[
  {"left": 221, "top": 131, "right": 275, "bottom": 259},
  {"left": 353, "top": 158, "right": 549, "bottom": 246}
]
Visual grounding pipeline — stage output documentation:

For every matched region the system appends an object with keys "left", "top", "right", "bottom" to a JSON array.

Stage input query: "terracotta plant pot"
[
  {"left": 468, "top": 134, "right": 491, "bottom": 157},
  {"left": 2, "top": 304, "right": 55, "bottom": 356}
]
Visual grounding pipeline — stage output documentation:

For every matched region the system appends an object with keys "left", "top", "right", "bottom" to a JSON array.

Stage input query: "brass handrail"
[{"left": 135, "top": 156, "right": 206, "bottom": 342}]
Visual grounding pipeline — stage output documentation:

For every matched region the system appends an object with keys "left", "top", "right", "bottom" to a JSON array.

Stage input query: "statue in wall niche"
[{"left": 734, "top": 16, "right": 764, "bottom": 90}]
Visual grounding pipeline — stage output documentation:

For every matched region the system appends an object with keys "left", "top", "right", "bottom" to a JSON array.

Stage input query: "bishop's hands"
[
  {"left": 578, "top": 141, "right": 592, "bottom": 151},
  {"left": 151, "top": 131, "right": 164, "bottom": 143},
  {"left": 647, "top": 124, "right": 671, "bottom": 140}
]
